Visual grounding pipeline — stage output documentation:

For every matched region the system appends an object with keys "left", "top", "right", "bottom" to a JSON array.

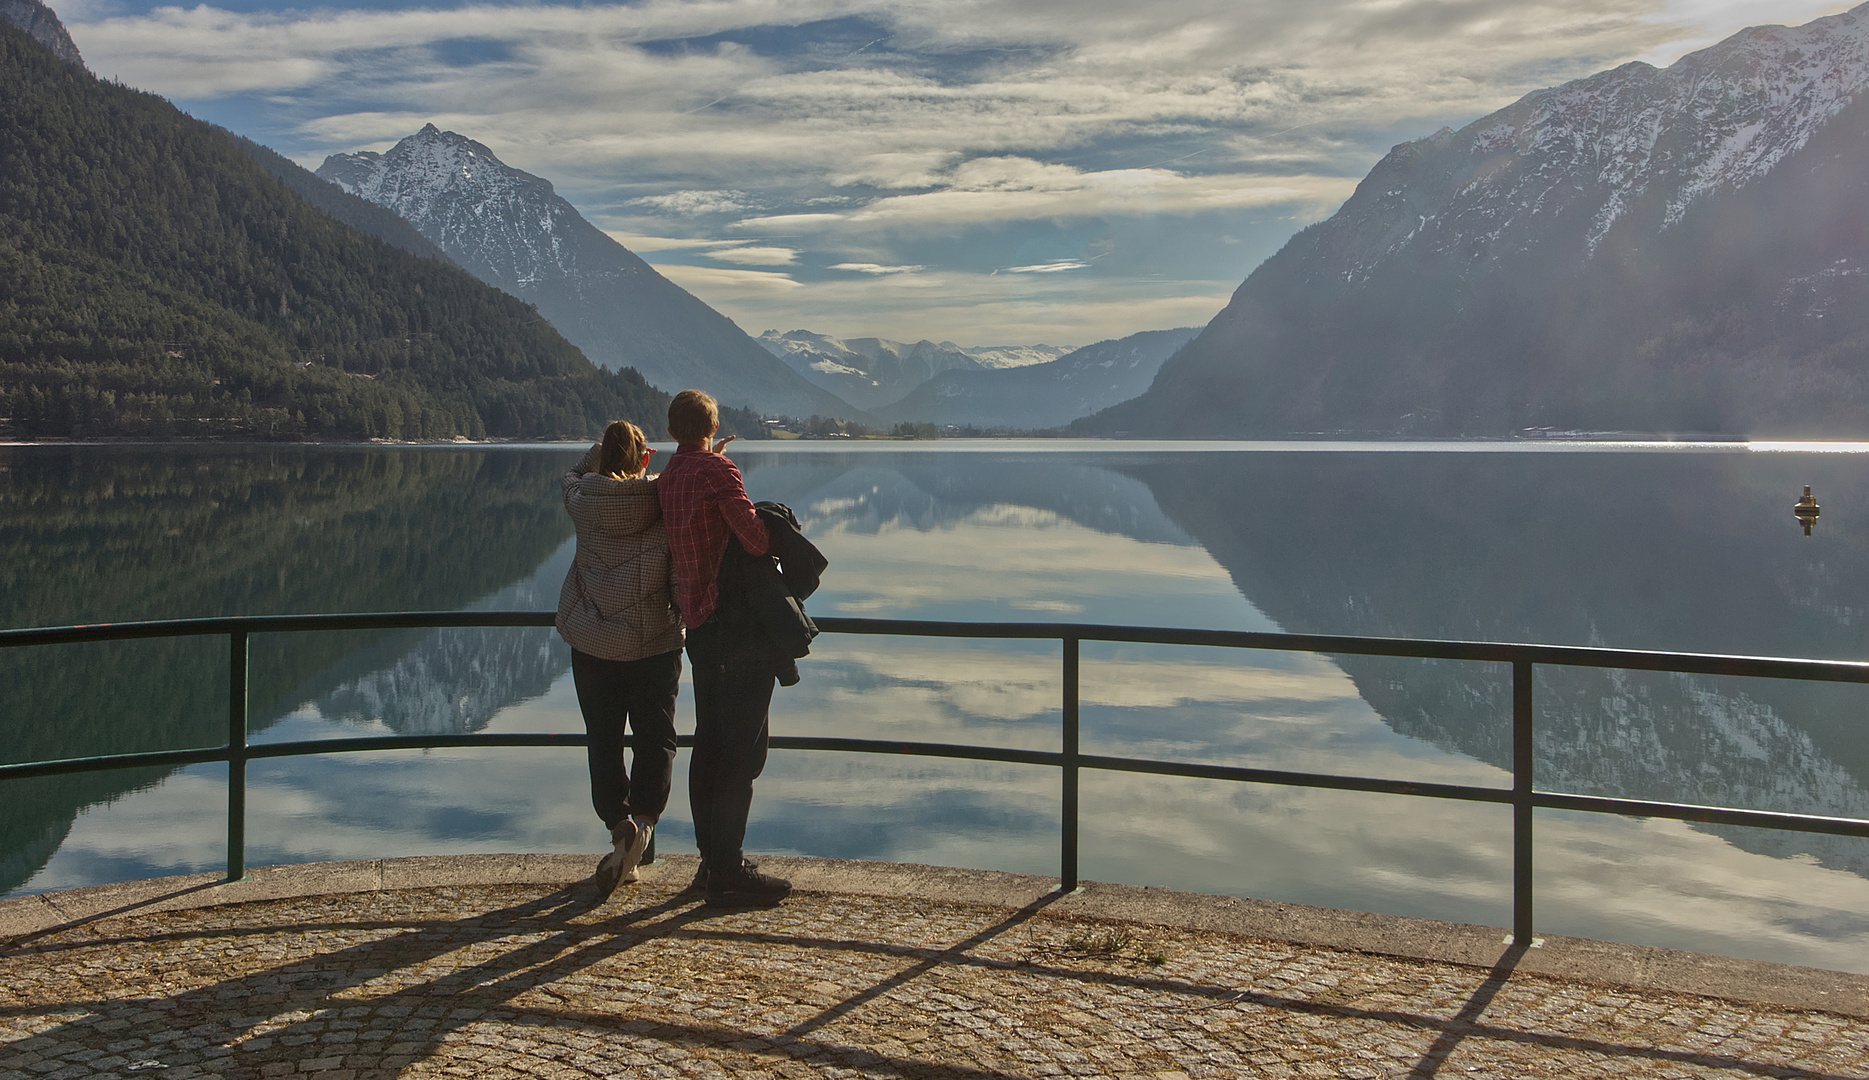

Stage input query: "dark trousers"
[
  {"left": 570, "top": 647, "right": 681, "bottom": 830},
  {"left": 686, "top": 617, "right": 777, "bottom": 876}
]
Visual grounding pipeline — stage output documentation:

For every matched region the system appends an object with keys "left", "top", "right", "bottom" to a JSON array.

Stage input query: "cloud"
[
  {"left": 647, "top": 263, "right": 804, "bottom": 294},
  {"left": 61, "top": 0, "right": 1863, "bottom": 341},
  {"left": 712, "top": 160, "right": 1355, "bottom": 243},
  {"left": 829, "top": 151, "right": 962, "bottom": 189},
  {"left": 601, "top": 232, "right": 737, "bottom": 252},
  {"left": 654, "top": 263, "right": 1233, "bottom": 344},
  {"left": 726, "top": 213, "right": 849, "bottom": 233},
  {"left": 707, "top": 245, "right": 800, "bottom": 265},
  {"left": 1001, "top": 260, "right": 1089, "bottom": 274},
  {"left": 629, "top": 190, "right": 758, "bottom": 216},
  {"left": 829, "top": 262, "right": 924, "bottom": 274}
]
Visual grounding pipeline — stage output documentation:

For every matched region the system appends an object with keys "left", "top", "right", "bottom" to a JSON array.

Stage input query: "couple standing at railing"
[{"left": 555, "top": 389, "right": 825, "bottom": 908}]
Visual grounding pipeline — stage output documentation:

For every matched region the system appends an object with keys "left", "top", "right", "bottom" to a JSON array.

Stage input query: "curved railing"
[{"left": 7, "top": 611, "right": 1869, "bottom": 946}]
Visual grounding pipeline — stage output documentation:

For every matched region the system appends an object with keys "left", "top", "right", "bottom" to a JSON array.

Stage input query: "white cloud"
[
  {"left": 629, "top": 190, "right": 758, "bottom": 216},
  {"left": 1001, "top": 260, "right": 1089, "bottom": 274},
  {"left": 829, "top": 262, "right": 924, "bottom": 274},
  {"left": 648, "top": 263, "right": 804, "bottom": 294},
  {"left": 829, "top": 151, "right": 963, "bottom": 189},
  {"left": 601, "top": 232, "right": 738, "bottom": 252},
  {"left": 60, "top": 0, "right": 1865, "bottom": 341},
  {"left": 726, "top": 213, "right": 850, "bottom": 233},
  {"left": 707, "top": 245, "right": 801, "bottom": 266},
  {"left": 660, "top": 264, "right": 1232, "bottom": 343}
]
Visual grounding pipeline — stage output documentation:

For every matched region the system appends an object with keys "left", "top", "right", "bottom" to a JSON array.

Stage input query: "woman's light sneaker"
[{"left": 593, "top": 819, "right": 654, "bottom": 898}]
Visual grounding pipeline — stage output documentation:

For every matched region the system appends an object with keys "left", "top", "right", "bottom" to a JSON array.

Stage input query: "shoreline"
[{"left": 0, "top": 431, "right": 1770, "bottom": 448}]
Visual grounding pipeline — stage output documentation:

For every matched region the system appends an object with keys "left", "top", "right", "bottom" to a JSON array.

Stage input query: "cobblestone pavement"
[{"left": 5, "top": 876, "right": 1869, "bottom": 1080}]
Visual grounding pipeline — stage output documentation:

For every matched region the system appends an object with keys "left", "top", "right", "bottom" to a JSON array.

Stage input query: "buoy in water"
[{"left": 1794, "top": 486, "right": 1820, "bottom": 536}]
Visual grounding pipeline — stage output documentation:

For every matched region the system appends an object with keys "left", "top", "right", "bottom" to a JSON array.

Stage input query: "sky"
[{"left": 50, "top": 0, "right": 1863, "bottom": 347}]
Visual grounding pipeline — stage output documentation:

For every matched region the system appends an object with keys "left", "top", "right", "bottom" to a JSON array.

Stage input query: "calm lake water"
[{"left": 6, "top": 440, "right": 1869, "bottom": 971}]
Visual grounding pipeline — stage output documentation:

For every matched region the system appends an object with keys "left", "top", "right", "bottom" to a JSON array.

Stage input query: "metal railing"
[{"left": 7, "top": 611, "right": 1869, "bottom": 946}]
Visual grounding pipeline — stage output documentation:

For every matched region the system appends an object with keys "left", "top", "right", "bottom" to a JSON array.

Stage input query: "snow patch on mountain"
[
  {"left": 1462, "top": 3, "right": 1869, "bottom": 257},
  {"left": 963, "top": 344, "right": 1073, "bottom": 368},
  {"left": 319, "top": 125, "right": 589, "bottom": 294},
  {"left": 755, "top": 330, "right": 1068, "bottom": 409},
  {"left": 1312, "top": 2, "right": 1869, "bottom": 290}
]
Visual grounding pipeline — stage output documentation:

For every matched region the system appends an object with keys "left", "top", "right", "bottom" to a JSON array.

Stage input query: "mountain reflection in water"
[{"left": 6, "top": 443, "right": 1869, "bottom": 972}]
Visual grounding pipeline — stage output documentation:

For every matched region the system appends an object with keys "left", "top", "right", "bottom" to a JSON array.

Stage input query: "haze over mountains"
[
  {"left": 1088, "top": 2, "right": 1869, "bottom": 438},
  {"left": 754, "top": 330, "right": 1069, "bottom": 411},
  {"left": 878, "top": 328, "right": 1201, "bottom": 430},
  {"left": 317, "top": 127, "right": 868, "bottom": 422}
]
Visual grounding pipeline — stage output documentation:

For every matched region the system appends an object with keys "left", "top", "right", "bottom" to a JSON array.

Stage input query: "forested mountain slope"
[
  {"left": 0, "top": 21, "right": 673, "bottom": 441},
  {"left": 226, "top": 133, "right": 452, "bottom": 264}
]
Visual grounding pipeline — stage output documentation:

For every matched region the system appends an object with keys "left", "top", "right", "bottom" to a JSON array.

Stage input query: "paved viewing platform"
[{"left": 4, "top": 856, "right": 1869, "bottom": 1080}]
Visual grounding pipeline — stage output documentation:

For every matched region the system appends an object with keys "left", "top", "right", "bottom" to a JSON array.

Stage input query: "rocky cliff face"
[
  {"left": 319, "top": 127, "right": 867, "bottom": 420},
  {"left": 1093, "top": 3, "right": 1869, "bottom": 438},
  {"left": 0, "top": 0, "right": 81, "bottom": 68}
]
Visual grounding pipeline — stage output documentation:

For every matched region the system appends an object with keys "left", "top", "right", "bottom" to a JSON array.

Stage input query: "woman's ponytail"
[{"left": 597, "top": 420, "right": 649, "bottom": 478}]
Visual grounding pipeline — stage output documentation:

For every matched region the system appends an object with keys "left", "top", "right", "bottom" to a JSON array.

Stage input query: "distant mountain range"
[
  {"left": 754, "top": 330, "right": 1069, "bottom": 410},
  {"left": 878, "top": 328, "right": 1200, "bottom": 430},
  {"left": 1088, "top": 3, "right": 1869, "bottom": 438},
  {"left": 318, "top": 127, "right": 868, "bottom": 422}
]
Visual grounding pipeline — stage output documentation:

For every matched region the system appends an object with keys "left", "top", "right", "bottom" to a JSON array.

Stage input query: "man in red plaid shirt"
[{"left": 658, "top": 389, "right": 791, "bottom": 907}]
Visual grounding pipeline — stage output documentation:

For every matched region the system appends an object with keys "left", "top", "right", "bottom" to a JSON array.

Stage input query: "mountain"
[
  {"left": 0, "top": 446, "right": 580, "bottom": 892},
  {"left": 960, "top": 343, "right": 1073, "bottom": 368},
  {"left": 758, "top": 331, "right": 975, "bottom": 409},
  {"left": 225, "top": 132, "right": 452, "bottom": 263},
  {"left": 0, "top": 21, "right": 684, "bottom": 441},
  {"left": 756, "top": 330, "right": 1072, "bottom": 411},
  {"left": 1118, "top": 450, "right": 1869, "bottom": 873},
  {"left": 317, "top": 127, "right": 867, "bottom": 421},
  {"left": 755, "top": 330, "right": 1073, "bottom": 411},
  {"left": 1088, "top": 3, "right": 1869, "bottom": 438},
  {"left": 879, "top": 327, "right": 1201, "bottom": 430},
  {"left": 0, "top": 0, "right": 80, "bottom": 67}
]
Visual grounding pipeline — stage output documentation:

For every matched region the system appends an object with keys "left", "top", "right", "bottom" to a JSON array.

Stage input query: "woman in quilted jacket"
[{"left": 556, "top": 420, "right": 684, "bottom": 897}]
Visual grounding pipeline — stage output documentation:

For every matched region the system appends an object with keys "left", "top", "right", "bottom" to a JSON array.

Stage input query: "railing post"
[
  {"left": 1512, "top": 656, "right": 1533, "bottom": 945},
  {"left": 226, "top": 629, "right": 249, "bottom": 882},
  {"left": 1061, "top": 636, "right": 1079, "bottom": 891}
]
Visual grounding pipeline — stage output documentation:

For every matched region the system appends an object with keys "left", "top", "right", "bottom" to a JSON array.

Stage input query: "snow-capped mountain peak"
[
  {"left": 316, "top": 127, "right": 868, "bottom": 420},
  {"left": 1322, "top": 1, "right": 1869, "bottom": 284},
  {"left": 1095, "top": 3, "right": 1869, "bottom": 439},
  {"left": 320, "top": 126, "right": 575, "bottom": 291}
]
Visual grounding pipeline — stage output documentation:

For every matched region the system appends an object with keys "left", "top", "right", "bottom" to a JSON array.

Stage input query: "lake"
[{"left": 5, "top": 439, "right": 1869, "bottom": 972}]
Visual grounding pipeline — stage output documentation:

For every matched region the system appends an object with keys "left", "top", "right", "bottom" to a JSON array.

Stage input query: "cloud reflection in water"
[{"left": 18, "top": 447, "right": 1869, "bottom": 975}]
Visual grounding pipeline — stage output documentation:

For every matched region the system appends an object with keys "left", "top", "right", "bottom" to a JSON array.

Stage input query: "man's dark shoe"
[
  {"left": 676, "top": 864, "right": 708, "bottom": 898},
  {"left": 704, "top": 861, "right": 790, "bottom": 907}
]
